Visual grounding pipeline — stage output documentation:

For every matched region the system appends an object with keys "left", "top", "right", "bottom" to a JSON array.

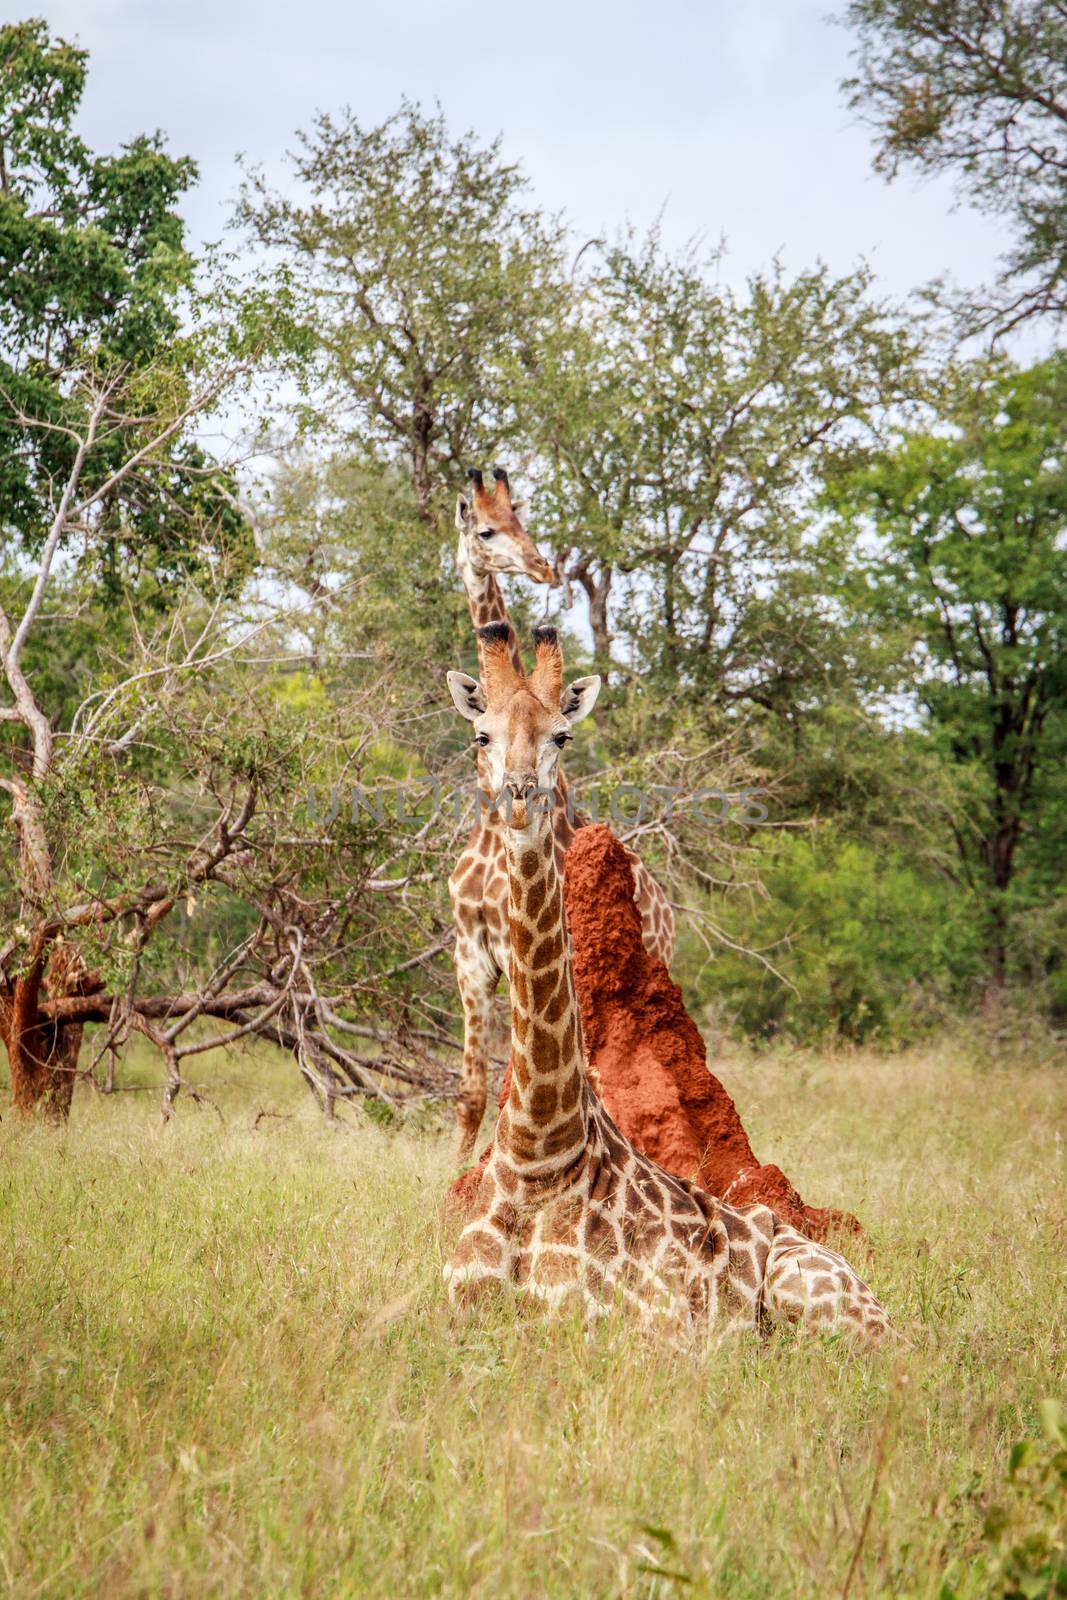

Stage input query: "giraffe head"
[
  {"left": 447, "top": 623, "right": 600, "bottom": 828},
  {"left": 456, "top": 467, "right": 555, "bottom": 586}
]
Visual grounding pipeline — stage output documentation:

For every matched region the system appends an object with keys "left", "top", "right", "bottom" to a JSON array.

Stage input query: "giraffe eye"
[
  {"left": 477, "top": 527, "right": 495, "bottom": 540},
  {"left": 553, "top": 732, "right": 571, "bottom": 748},
  {"left": 474, "top": 732, "right": 490, "bottom": 747}
]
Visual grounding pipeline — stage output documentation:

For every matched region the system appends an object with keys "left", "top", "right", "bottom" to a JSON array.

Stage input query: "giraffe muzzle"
[
  {"left": 503, "top": 772, "right": 538, "bottom": 802},
  {"left": 503, "top": 773, "right": 541, "bottom": 828}
]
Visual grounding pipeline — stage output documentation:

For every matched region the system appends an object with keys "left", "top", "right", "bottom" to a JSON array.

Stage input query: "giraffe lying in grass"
[
  {"left": 449, "top": 467, "right": 673, "bottom": 1162},
  {"left": 444, "top": 623, "right": 890, "bottom": 1344}
]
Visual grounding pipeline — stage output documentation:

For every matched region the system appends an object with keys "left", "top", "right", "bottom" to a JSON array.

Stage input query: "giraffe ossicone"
[
  {"left": 449, "top": 468, "right": 675, "bottom": 1163},
  {"left": 443, "top": 624, "right": 891, "bottom": 1345}
]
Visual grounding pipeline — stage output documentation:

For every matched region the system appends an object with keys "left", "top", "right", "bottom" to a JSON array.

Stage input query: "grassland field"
[{"left": 0, "top": 1036, "right": 1064, "bottom": 1598}]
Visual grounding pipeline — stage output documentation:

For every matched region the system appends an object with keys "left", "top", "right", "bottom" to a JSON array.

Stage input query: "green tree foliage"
[
  {"left": 841, "top": 0, "right": 1067, "bottom": 331},
  {"left": 689, "top": 826, "right": 982, "bottom": 1043},
  {"left": 241, "top": 95, "right": 1034, "bottom": 1043},
  {"left": 7, "top": 23, "right": 1065, "bottom": 1068},
  {"left": 256, "top": 450, "right": 470, "bottom": 708},
  {"left": 532, "top": 232, "right": 912, "bottom": 697},
  {"left": 0, "top": 17, "right": 251, "bottom": 595},
  {"left": 826, "top": 356, "right": 1067, "bottom": 1000},
  {"left": 0, "top": 24, "right": 410, "bottom": 1121},
  {"left": 237, "top": 101, "right": 570, "bottom": 526}
]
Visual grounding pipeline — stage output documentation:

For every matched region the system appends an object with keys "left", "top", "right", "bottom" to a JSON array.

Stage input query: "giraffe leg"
[
  {"left": 762, "top": 1224, "right": 890, "bottom": 1344},
  {"left": 627, "top": 851, "right": 676, "bottom": 967},
  {"left": 444, "top": 1218, "right": 513, "bottom": 1307},
  {"left": 453, "top": 930, "right": 501, "bottom": 1165}
]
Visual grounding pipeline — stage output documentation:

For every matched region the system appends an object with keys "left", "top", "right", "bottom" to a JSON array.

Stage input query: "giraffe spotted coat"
[
  {"left": 450, "top": 468, "right": 673, "bottom": 1162},
  {"left": 444, "top": 625, "right": 890, "bottom": 1346}
]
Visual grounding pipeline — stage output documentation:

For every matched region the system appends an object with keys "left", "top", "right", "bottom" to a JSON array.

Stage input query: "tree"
[
  {"left": 237, "top": 97, "right": 966, "bottom": 1039},
  {"left": 0, "top": 19, "right": 255, "bottom": 590},
  {"left": 826, "top": 356, "right": 1067, "bottom": 1003},
  {"left": 531, "top": 231, "right": 912, "bottom": 705},
  {"left": 237, "top": 101, "right": 570, "bottom": 527},
  {"left": 694, "top": 824, "right": 982, "bottom": 1043},
  {"left": 0, "top": 24, "right": 463, "bottom": 1121},
  {"left": 0, "top": 18, "right": 243, "bottom": 1116},
  {"left": 255, "top": 446, "right": 472, "bottom": 696},
  {"left": 0, "top": 355, "right": 257, "bottom": 1117},
  {"left": 841, "top": 0, "right": 1067, "bottom": 333},
  {"left": 1, "top": 536, "right": 467, "bottom": 1120}
]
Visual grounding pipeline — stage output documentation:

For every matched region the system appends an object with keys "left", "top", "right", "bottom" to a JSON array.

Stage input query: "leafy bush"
[
  {"left": 942, "top": 1400, "right": 1067, "bottom": 1600},
  {"left": 683, "top": 826, "right": 984, "bottom": 1044}
]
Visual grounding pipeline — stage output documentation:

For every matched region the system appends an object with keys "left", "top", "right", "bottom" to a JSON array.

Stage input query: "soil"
[{"left": 448, "top": 824, "right": 859, "bottom": 1241}]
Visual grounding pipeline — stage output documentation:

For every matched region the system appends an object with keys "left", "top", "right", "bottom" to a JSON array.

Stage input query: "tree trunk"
[
  {"left": 662, "top": 547, "right": 681, "bottom": 677},
  {"left": 979, "top": 806, "right": 1020, "bottom": 1017},
  {"left": 0, "top": 779, "right": 94, "bottom": 1120},
  {"left": 0, "top": 944, "right": 91, "bottom": 1121},
  {"left": 410, "top": 383, "right": 435, "bottom": 525},
  {"left": 570, "top": 555, "right": 614, "bottom": 673},
  {"left": 981, "top": 903, "right": 1008, "bottom": 1019}
]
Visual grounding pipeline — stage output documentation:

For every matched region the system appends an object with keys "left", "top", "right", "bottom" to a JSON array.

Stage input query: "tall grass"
[{"left": 0, "top": 1040, "right": 1063, "bottom": 1597}]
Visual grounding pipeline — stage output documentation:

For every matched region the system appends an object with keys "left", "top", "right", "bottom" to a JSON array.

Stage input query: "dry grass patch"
[{"left": 0, "top": 1040, "right": 1063, "bottom": 1597}]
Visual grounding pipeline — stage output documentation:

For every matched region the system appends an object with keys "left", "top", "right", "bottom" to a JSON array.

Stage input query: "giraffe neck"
[
  {"left": 457, "top": 541, "right": 525, "bottom": 676},
  {"left": 498, "top": 817, "right": 589, "bottom": 1177},
  {"left": 456, "top": 541, "right": 579, "bottom": 845},
  {"left": 458, "top": 551, "right": 509, "bottom": 632}
]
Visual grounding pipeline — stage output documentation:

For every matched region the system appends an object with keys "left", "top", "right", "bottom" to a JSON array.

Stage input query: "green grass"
[{"left": 0, "top": 1039, "right": 1063, "bottom": 1598}]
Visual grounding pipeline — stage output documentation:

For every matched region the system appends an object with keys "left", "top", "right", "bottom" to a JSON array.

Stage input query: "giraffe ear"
[
  {"left": 455, "top": 494, "right": 473, "bottom": 532},
  {"left": 561, "top": 674, "right": 601, "bottom": 724},
  {"left": 446, "top": 670, "right": 487, "bottom": 721}
]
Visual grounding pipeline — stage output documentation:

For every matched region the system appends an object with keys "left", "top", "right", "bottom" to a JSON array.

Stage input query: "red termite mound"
[{"left": 449, "top": 824, "right": 859, "bottom": 1241}]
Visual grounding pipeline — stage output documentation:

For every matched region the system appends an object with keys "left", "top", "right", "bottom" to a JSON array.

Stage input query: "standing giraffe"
[
  {"left": 443, "top": 623, "right": 890, "bottom": 1343},
  {"left": 450, "top": 467, "right": 674, "bottom": 1162}
]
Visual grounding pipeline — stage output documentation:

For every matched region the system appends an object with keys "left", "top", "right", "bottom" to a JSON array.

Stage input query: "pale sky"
[{"left": 39, "top": 0, "right": 1027, "bottom": 321}]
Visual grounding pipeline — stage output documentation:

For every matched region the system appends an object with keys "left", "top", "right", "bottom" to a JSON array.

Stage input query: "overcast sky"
[{"left": 40, "top": 0, "right": 1027, "bottom": 320}]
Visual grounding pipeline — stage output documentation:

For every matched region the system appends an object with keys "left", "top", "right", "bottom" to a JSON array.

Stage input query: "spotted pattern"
[
  {"left": 444, "top": 660, "right": 891, "bottom": 1347},
  {"left": 451, "top": 538, "right": 674, "bottom": 1161}
]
